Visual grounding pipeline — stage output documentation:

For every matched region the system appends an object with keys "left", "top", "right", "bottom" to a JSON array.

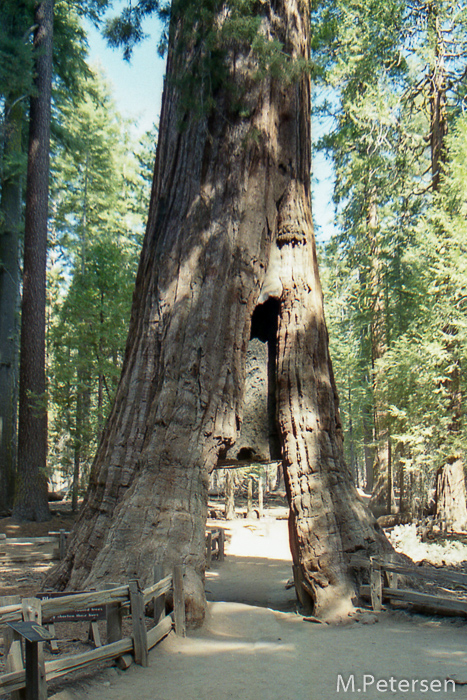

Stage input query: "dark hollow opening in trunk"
[{"left": 249, "top": 297, "right": 282, "bottom": 463}]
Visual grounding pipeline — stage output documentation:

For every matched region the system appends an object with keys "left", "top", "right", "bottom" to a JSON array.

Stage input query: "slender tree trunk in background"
[
  {"left": 13, "top": 0, "right": 54, "bottom": 522},
  {"left": 97, "top": 372, "right": 104, "bottom": 437},
  {"left": 362, "top": 385, "right": 375, "bottom": 492},
  {"left": 45, "top": 0, "right": 390, "bottom": 622},
  {"left": 366, "top": 194, "right": 392, "bottom": 512},
  {"left": 386, "top": 433, "right": 395, "bottom": 514},
  {"left": 397, "top": 443, "right": 405, "bottom": 513},
  {"left": 71, "top": 368, "right": 90, "bottom": 513},
  {"left": 225, "top": 471, "right": 235, "bottom": 520},
  {"left": 72, "top": 451, "right": 80, "bottom": 513},
  {"left": 426, "top": 10, "right": 465, "bottom": 529},
  {"left": 0, "top": 98, "right": 23, "bottom": 515},
  {"left": 97, "top": 292, "right": 105, "bottom": 437},
  {"left": 347, "top": 379, "right": 357, "bottom": 484},
  {"left": 429, "top": 9, "right": 447, "bottom": 192},
  {"left": 434, "top": 329, "right": 467, "bottom": 529}
]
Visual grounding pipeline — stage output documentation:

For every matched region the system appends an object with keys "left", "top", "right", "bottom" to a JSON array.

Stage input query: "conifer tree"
[
  {"left": 46, "top": 0, "right": 391, "bottom": 624},
  {"left": 0, "top": 0, "right": 33, "bottom": 515}
]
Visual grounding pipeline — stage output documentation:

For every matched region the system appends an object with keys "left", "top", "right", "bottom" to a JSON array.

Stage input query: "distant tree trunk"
[
  {"left": 13, "top": 0, "right": 54, "bottom": 522},
  {"left": 225, "top": 471, "right": 235, "bottom": 520},
  {"left": 426, "top": 14, "right": 466, "bottom": 529},
  {"left": 362, "top": 386, "right": 375, "bottom": 492},
  {"left": 366, "top": 193, "right": 393, "bottom": 512},
  {"left": 0, "top": 98, "right": 23, "bottom": 516},
  {"left": 429, "top": 6, "right": 447, "bottom": 192},
  {"left": 44, "top": 0, "right": 390, "bottom": 622},
  {"left": 434, "top": 328, "right": 467, "bottom": 530},
  {"left": 435, "top": 459, "right": 467, "bottom": 532},
  {"left": 347, "top": 378, "right": 357, "bottom": 484}
]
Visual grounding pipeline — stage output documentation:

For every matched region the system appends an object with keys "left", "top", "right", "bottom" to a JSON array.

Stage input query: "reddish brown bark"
[
  {"left": 0, "top": 98, "right": 22, "bottom": 516},
  {"left": 13, "top": 0, "right": 54, "bottom": 522},
  {"left": 435, "top": 459, "right": 467, "bottom": 532},
  {"left": 45, "top": 0, "right": 389, "bottom": 622}
]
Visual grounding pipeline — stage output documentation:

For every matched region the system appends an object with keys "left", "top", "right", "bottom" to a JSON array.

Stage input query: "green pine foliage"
[
  {"left": 317, "top": 0, "right": 467, "bottom": 507},
  {"left": 3, "top": 0, "right": 467, "bottom": 511},
  {"left": 47, "top": 71, "right": 153, "bottom": 497}
]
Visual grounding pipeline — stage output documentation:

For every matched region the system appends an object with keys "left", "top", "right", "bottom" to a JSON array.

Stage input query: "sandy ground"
[{"left": 42, "top": 515, "right": 467, "bottom": 700}]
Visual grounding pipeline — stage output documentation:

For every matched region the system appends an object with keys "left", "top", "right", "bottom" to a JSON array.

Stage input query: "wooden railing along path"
[
  {"left": 0, "top": 566, "right": 185, "bottom": 699},
  {"left": 2, "top": 527, "right": 223, "bottom": 565},
  {"left": 356, "top": 556, "right": 467, "bottom": 617},
  {"left": 205, "top": 528, "right": 225, "bottom": 569},
  {"left": 0, "top": 530, "right": 70, "bottom": 562}
]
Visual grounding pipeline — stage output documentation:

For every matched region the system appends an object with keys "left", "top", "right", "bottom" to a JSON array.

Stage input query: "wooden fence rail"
[
  {"left": 206, "top": 529, "right": 225, "bottom": 569},
  {"left": 0, "top": 531, "right": 71, "bottom": 563},
  {"left": 356, "top": 556, "right": 467, "bottom": 617},
  {"left": 0, "top": 566, "right": 185, "bottom": 699}
]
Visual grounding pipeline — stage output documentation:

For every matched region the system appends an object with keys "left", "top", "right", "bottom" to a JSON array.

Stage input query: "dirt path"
[{"left": 46, "top": 516, "right": 467, "bottom": 700}]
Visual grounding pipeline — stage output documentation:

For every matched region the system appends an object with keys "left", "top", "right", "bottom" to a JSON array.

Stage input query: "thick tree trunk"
[
  {"left": 13, "top": 0, "right": 54, "bottom": 522},
  {"left": 427, "top": 11, "right": 464, "bottom": 530},
  {"left": 45, "top": 0, "right": 389, "bottom": 622},
  {"left": 0, "top": 99, "right": 23, "bottom": 515},
  {"left": 274, "top": 185, "right": 389, "bottom": 618},
  {"left": 434, "top": 328, "right": 467, "bottom": 529},
  {"left": 435, "top": 459, "right": 467, "bottom": 532}
]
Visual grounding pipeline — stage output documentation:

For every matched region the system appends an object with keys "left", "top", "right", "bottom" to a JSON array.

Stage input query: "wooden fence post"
[
  {"left": 129, "top": 580, "right": 148, "bottom": 667},
  {"left": 385, "top": 554, "right": 398, "bottom": 589},
  {"left": 59, "top": 530, "right": 66, "bottom": 560},
  {"left": 225, "top": 470, "right": 235, "bottom": 519},
  {"left": 258, "top": 475, "right": 264, "bottom": 518},
  {"left": 153, "top": 564, "right": 167, "bottom": 624},
  {"left": 247, "top": 478, "right": 253, "bottom": 518},
  {"left": 206, "top": 531, "right": 212, "bottom": 569},
  {"left": 218, "top": 529, "right": 225, "bottom": 562},
  {"left": 22, "top": 598, "right": 47, "bottom": 700},
  {"left": 173, "top": 566, "right": 186, "bottom": 638},
  {"left": 105, "top": 584, "right": 123, "bottom": 644},
  {"left": 1, "top": 595, "right": 25, "bottom": 700},
  {"left": 370, "top": 558, "right": 383, "bottom": 612}
]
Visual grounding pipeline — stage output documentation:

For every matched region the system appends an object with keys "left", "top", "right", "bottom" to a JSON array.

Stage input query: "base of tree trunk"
[
  {"left": 43, "top": 0, "right": 395, "bottom": 625},
  {"left": 435, "top": 458, "right": 467, "bottom": 532},
  {"left": 12, "top": 473, "right": 50, "bottom": 522},
  {"left": 44, "top": 463, "right": 208, "bottom": 627}
]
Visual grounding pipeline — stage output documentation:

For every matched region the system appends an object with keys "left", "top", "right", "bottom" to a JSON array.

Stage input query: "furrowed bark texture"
[
  {"left": 13, "top": 0, "right": 53, "bottom": 522},
  {"left": 45, "top": 0, "right": 389, "bottom": 622},
  {"left": 435, "top": 459, "right": 467, "bottom": 532},
  {"left": 0, "top": 99, "right": 22, "bottom": 515}
]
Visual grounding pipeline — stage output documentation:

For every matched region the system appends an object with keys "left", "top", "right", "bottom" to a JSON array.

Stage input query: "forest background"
[{"left": 1, "top": 0, "right": 466, "bottom": 524}]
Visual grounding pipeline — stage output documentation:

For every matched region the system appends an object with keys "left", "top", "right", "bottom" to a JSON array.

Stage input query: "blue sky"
[
  {"left": 85, "top": 10, "right": 336, "bottom": 241},
  {"left": 84, "top": 12, "right": 166, "bottom": 136}
]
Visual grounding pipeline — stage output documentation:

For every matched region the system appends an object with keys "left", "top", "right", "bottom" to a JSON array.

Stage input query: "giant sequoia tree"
[
  {"left": 46, "top": 0, "right": 390, "bottom": 624},
  {"left": 13, "top": 0, "right": 54, "bottom": 522}
]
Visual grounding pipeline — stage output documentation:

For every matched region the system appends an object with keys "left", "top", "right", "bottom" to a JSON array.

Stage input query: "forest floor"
[{"left": 2, "top": 501, "right": 467, "bottom": 700}]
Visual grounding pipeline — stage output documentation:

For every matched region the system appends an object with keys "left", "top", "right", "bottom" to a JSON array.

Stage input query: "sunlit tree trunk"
[
  {"left": 427, "top": 6, "right": 467, "bottom": 529},
  {"left": 13, "top": 0, "right": 54, "bottom": 522},
  {"left": 45, "top": 0, "right": 390, "bottom": 622}
]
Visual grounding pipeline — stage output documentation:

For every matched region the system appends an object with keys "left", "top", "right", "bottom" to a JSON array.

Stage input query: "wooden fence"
[
  {"left": 205, "top": 528, "right": 225, "bottom": 569},
  {"left": 0, "top": 531, "right": 70, "bottom": 563},
  {"left": 2, "top": 527, "right": 226, "bottom": 567},
  {"left": 0, "top": 566, "right": 185, "bottom": 699},
  {"left": 358, "top": 556, "right": 467, "bottom": 617}
]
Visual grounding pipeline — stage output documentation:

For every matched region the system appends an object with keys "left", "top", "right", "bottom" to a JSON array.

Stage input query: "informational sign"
[
  {"left": 37, "top": 591, "right": 106, "bottom": 622},
  {"left": 7, "top": 620, "right": 55, "bottom": 643}
]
